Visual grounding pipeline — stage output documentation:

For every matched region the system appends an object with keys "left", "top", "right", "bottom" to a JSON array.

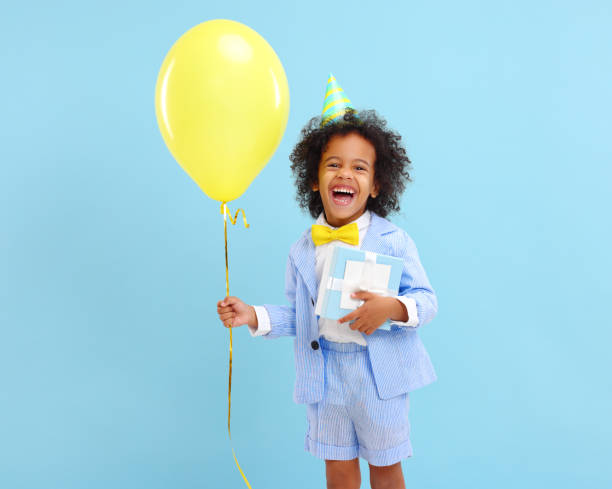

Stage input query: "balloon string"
[
  {"left": 221, "top": 202, "right": 252, "bottom": 489},
  {"left": 222, "top": 203, "right": 250, "bottom": 228}
]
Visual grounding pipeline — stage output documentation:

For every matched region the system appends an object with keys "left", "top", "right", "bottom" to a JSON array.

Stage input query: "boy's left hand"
[{"left": 338, "top": 291, "right": 405, "bottom": 336}]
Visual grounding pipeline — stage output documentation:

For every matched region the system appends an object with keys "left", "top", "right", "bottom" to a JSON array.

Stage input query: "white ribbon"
[{"left": 327, "top": 251, "right": 393, "bottom": 309}]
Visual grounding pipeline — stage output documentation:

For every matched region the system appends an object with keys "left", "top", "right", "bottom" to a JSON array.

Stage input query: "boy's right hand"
[{"left": 217, "top": 296, "right": 258, "bottom": 329}]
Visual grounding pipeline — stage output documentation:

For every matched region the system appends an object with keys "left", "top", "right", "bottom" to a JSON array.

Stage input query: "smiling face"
[{"left": 311, "top": 132, "right": 379, "bottom": 227}]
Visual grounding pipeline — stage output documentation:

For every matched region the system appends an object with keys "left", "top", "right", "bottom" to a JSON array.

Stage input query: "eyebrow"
[{"left": 324, "top": 156, "right": 371, "bottom": 167}]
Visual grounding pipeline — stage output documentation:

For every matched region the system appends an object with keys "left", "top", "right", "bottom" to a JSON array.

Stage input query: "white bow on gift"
[{"left": 326, "top": 251, "right": 394, "bottom": 310}]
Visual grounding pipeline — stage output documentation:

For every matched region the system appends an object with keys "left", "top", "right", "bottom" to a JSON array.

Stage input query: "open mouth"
[{"left": 330, "top": 187, "right": 356, "bottom": 206}]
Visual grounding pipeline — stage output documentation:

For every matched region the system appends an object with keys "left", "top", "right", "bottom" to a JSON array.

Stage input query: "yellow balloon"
[{"left": 155, "top": 19, "right": 290, "bottom": 202}]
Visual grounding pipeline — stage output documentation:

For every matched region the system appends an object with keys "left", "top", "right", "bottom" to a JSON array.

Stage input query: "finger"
[
  {"left": 349, "top": 319, "right": 363, "bottom": 331},
  {"left": 351, "top": 291, "right": 374, "bottom": 301},
  {"left": 341, "top": 302, "right": 369, "bottom": 323},
  {"left": 218, "top": 299, "right": 240, "bottom": 310},
  {"left": 220, "top": 296, "right": 237, "bottom": 307},
  {"left": 339, "top": 311, "right": 357, "bottom": 323},
  {"left": 357, "top": 320, "right": 373, "bottom": 333},
  {"left": 219, "top": 312, "right": 235, "bottom": 321},
  {"left": 221, "top": 317, "right": 236, "bottom": 328},
  {"left": 228, "top": 317, "right": 243, "bottom": 327},
  {"left": 217, "top": 305, "right": 234, "bottom": 313}
]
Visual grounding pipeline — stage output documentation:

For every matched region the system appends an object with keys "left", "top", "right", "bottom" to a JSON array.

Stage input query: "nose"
[{"left": 339, "top": 165, "right": 353, "bottom": 178}]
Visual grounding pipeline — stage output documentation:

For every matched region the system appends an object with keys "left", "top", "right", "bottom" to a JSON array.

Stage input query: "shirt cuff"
[
  {"left": 248, "top": 305, "right": 272, "bottom": 336},
  {"left": 389, "top": 296, "right": 419, "bottom": 327}
]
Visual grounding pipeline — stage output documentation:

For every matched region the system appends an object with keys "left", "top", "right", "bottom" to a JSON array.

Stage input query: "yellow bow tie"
[{"left": 311, "top": 222, "right": 359, "bottom": 246}]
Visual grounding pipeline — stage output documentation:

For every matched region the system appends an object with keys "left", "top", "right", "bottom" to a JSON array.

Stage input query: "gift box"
[{"left": 314, "top": 244, "right": 404, "bottom": 330}]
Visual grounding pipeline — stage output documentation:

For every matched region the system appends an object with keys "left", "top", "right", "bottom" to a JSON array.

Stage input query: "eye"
[{"left": 355, "top": 166, "right": 366, "bottom": 171}]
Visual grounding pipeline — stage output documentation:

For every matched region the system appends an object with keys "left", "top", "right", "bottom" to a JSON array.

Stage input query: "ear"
[
  {"left": 371, "top": 180, "right": 380, "bottom": 198},
  {"left": 312, "top": 181, "right": 319, "bottom": 192}
]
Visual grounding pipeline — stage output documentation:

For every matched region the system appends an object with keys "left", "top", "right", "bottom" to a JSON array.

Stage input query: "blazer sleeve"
[
  {"left": 395, "top": 232, "right": 438, "bottom": 329},
  {"left": 259, "top": 253, "right": 297, "bottom": 338}
]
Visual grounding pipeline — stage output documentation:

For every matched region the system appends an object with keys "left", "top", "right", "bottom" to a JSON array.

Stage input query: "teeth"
[{"left": 333, "top": 188, "right": 354, "bottom": 194}]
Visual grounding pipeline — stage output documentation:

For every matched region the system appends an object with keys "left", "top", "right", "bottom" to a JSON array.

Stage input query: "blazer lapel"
[
  {"left": 361, "top": 211, "right": 397, "bottom": 253},
  {"left": 291, "top": 230, "right": 318, "bottom": 302}
]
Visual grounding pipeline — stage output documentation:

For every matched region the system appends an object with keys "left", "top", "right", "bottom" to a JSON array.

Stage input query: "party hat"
[{"left": 321, "top": 73, "right": 356, "bottom": 126}]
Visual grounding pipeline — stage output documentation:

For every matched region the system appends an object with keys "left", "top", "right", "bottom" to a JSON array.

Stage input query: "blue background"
[{"left": 1, "top": 1, "right": 610, "bottom": 488}]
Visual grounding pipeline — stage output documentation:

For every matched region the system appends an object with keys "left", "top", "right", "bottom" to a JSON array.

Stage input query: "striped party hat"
[{"left": 321, "top": 73, "right": 357, "bottom": 126}]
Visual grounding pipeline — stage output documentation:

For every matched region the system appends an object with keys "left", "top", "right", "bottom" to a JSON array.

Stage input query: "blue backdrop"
[{"left": 1, "top": 1, "right": 610, "bottom": 488}]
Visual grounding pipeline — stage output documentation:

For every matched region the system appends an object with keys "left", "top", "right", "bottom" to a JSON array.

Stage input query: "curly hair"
[{"left": 289, "top": 109, "right": 412, "bottom": 219}]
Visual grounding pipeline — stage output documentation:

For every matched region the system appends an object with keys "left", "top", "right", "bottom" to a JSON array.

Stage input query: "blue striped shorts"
[{"left": 304, "top": 336, "right": 412, "bottom": 466}]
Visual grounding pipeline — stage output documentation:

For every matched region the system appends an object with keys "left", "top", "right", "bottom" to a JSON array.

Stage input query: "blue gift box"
[{"left": 314, "top": 244, "right": 404, "bottom": 329}]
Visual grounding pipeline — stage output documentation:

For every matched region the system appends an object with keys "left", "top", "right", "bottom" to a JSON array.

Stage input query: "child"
[{"left": 217, "top": 75, "right": 437, "bottom": 489}]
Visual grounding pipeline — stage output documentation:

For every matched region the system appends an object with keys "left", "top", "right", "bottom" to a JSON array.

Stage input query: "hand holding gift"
[{"left": 338, "top": 291, "right": 409, "bottom": 336}]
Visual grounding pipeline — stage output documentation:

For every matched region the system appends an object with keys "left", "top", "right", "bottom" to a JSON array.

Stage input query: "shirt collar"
[{"left": 316, "top": 209, "right": 371, "bottom": 232}]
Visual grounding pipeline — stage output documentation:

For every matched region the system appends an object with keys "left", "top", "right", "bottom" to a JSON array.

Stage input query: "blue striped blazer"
[{"left": 261, "top": 211, "right": 438, "bottom": 403}]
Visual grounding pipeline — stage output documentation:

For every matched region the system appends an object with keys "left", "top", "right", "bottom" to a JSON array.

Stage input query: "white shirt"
[{"left": 248, "top": 210, "right": 419, "bottom": 344}]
